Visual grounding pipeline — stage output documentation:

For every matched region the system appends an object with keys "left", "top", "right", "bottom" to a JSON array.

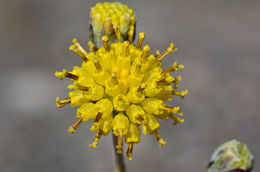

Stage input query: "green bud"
[
  {"left": 207, "top": 140, "right": 254, "bottom": 172},
  {"left": 89, "top": 2, "right": 136, "bottom": 48}
]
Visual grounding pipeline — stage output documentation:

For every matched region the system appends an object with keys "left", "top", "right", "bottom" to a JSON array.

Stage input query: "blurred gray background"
[{"left": 0, "top": 0, "right": 259, "bottom": 172}]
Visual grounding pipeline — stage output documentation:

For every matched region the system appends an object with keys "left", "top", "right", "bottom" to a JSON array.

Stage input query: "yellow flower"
[{"left": 55, "top": 2, "right": 187, "bottom": 160}]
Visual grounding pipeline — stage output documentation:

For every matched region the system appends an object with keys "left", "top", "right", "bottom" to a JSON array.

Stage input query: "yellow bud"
[
  {"left": 112, "top": 113, "right": 129, "bottom": 136},
  {"left": 96, "top": 99, "right": 113, "bottom": 119},
  {"left": 77, "top": 103, "right": 98, "bottom": 122},
  {"left": 68, "top": 90, "right": 89, "bottom": 107},
  {"left": 126, "top": 105, "right": 146, "bottom": 125},
  {"left": 125, "top": 123, "right": 141, "bottom": 143},
  {"left": 113, "top": 94, "right": 130, "bottom": 111}
]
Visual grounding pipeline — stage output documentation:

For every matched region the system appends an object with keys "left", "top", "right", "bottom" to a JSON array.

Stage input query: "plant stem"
[{"left": 112, "top": 134, "right": 126, "bottom": 172}]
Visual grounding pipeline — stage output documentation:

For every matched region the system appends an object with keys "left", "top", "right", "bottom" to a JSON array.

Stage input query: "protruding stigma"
[
  {"left": 55, "top": 69, "right": 79, "bottom": 80},
  {"left": 126, "top": 143, "right": 134, "bottom": 160},
  {"left": 116, "top": 131, "right": 123, "bottom": 154},
  {"left": 141, "top": 45, "right": 150, "bottom": 60},
  {"left": 172, "top": 89, "right": 188, "bottom": 99},
  {"left": 136, "top": 32, "right": 145, "bottom": 49},
  {"left": 102, "top": 35, "right": 110, "bottom": 52},
  {"left": 88, "top": 41, "right": 98, "bottom": 52},
  {"left": 89, "top": 130, "right": 103, "bottom": 148},
  {"left": 128, "top": 25, "right": 135, "bottom": 43},
  {"left": 68, "top": 117, "right": 82, "bottom": 134},
  {"left": 156, "top": 43, "right": 177, "bottom": 61},
  {"left": 173, "top": 75, "right": 182, "bottom": 89},
  {"left": 94, "top": 112, "right": 102, "bottom": 123},
  {"left": 69, "top": 39, "right": 88, "bottom": 61},
  {"left": 170, "top": 115, "right": 185, "bottom": 125},
  {"left": 161, "top": 62, "right": 184, "bottom": 74},
  {"left": 56, "top": 97, "right": 71, "bottom": 108},
  {"left": 93, "top": 58, "right": 102, "bottom": 71},
  {"left": 133, "top": 61, "right": 142, "bottom": 75},
  {"left": 153, "top": 130, "right": 167, "bottom": 147},
  {"left": 123, "top": 41, "right": 130, "bottom": 57}
]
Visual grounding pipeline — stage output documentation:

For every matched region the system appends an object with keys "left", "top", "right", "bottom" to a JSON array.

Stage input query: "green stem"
[{"left": 112, "top": 134, "right": 126, "bottom": 172}]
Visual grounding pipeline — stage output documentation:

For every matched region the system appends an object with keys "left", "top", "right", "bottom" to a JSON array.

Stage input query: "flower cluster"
[{"left": 55, "top": 2, "right": 187, "bottom": 160}]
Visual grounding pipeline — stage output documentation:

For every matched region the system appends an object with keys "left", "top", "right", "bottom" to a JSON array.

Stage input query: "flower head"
[{"left": 55, "top": 2, "right": 187, "bottom": 160}]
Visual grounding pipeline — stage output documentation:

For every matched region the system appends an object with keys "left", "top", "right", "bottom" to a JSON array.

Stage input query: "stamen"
[
  {"left": 141, "top": 45, "right": 150, "bottom": 60},
  {"left": 111, "top": 72, "right": 118, "bottom": 85},
  {"left": 153, "top": 130, "right": 167, "bottom": 147},
  {"left": 116, "top": 28, "right": 121, "bottom": 43},
  {"left": 93, "top": 58, "right": 102, "bottom": 71},
  {"left": 116, "top": 131, "right": 123, "bottom": 154},
  {"left": 89, "top": 130, "right": 103, "bottom": 148},
  {"left": 56, "top": 97, "right": 71, "bottom": 108},
  {"left": 88, "top": 41, "right": 98, "bottom": 52},
  {"left": 156, "top": 78, "right": 170, "bottom": 85},
  {"left": 136, "top": 32, "right": 145, "bottom": 49},
  {"left": 161, "top": 104, "right": 180, "bottom": 114},
  {"left": 55, "top": 70, "right": 79, "bottom": 80},
  {"left": 172, "top": 89, "right": 188, "bottom": 99},
  {"left": 156, "top": 43, "right": 177, "bottom": 61},
  {"left": 128, "top": 25, "right": 135, "bottom": 43},
  {"left": 161, "top": 62, "right": 184, "bottom": 74},
  {"left": 102, "top": 35, "right": 110, "bottom": 52},
  {"left": 123, "top": 41, "right": 130, "bottom": 56},
  {"left": 126, "top": 143, "right": 134, "bottom": 160},
  {"left": 68, "top": 117, "right": 82, "bottom": 134},
  {"left": 75, "top": 84, "right": 90, "bottom": 91},
  {"left": 94, "top": 112, "right": 102, "bottom": 123},
  {"left": 69, "top": 39, "right": 88, "bottom": 61}
]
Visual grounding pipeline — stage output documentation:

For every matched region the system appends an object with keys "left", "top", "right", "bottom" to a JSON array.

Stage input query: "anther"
[
  {"left": 56, "top": 97, "right": 71, "bottom": 108},
  {"left": 93, "top": 58, "right": 102, "bottom": 71},
  {"left": 123, "top": 41, "right": 130, "bottom": 56},
  {"left": 136, "top": 32, "right": 145, "bottom": 49},
  {"left": 156, "top": 43, "right": 177, "bottom": 61},
  {"left": 68, "top": 117, "right": 82, "bottom": 134},
  {"left": 161, "top": 62, "right": 184, "bottom": 74},
  {"left": 172, "top": 89, "right": 188, "bottom": 99},
  {"left": 88, "top": 41, "right": 98, "bottom": 52},
  {"left": 126, "top": 143, "right": 134, "bottom": 160},
  {"left": 89, "top": 130, "right": 103, "bottom": 148},
  {"left": 94, "top": 112, "right": 103, "bottom": 123},
  {"left": 69, "top": 39, "right": 89, "bottom": 61},
  {"left": 153, "top": 130, "right": 167, "bottom": 147},
  {"left": 102, "top": 35, "right": 110, "bottom": 52}
]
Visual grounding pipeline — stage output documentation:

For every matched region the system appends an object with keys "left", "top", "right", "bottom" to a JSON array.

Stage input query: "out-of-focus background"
[{"left": 0, "top": 0, "right": 259, "bottom": 171}]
